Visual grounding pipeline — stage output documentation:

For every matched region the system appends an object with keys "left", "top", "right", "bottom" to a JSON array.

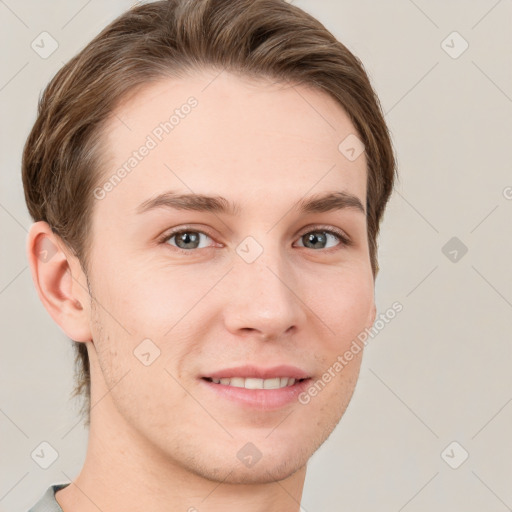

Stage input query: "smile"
[
  {"left": 204, "top": 377, "right": 304, "bottom": 389},
  {"left": 200, "top": 365, "right": 313, "bottom": 410}
]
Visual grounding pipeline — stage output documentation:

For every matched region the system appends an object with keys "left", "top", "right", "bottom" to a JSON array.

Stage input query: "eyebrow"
[{"left": 135, "top": 190, "right": 365, "bottom": 216}]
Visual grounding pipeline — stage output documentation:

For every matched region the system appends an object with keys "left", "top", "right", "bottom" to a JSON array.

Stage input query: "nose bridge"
[{"left": 223, "top": 237, "right": 304, "bottom": 339}]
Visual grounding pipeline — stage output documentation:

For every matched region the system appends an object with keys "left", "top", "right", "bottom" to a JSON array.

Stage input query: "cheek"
[
  {"left": 313, "top": 269, "right": 374, "bottom": 347},
  {"left": 90, "top": 261, "right": 193, "bottom": 337},
  {"left": 302, "top": 270, "right": 372, "bottom": 416},
  {"left": 88, "top": 264, "right": 218, "bottom": 386}
]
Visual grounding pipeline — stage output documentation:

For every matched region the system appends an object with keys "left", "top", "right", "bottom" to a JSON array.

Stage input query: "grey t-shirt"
[{"left": 28, "top": 483, "right": 69, "bottom": 512}]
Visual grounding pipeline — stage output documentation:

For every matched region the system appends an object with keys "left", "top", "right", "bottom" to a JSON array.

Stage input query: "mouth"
[
  {"left": 199, "top": 365, "right": 312, "bottom": 410},
  {"left": 202, "top": 376, "right": 308, "bottom": 389}
]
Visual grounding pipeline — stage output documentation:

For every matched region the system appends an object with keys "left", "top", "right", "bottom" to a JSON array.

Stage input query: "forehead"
[{"left": 95, "top": 71, "right": 367, "bottom": 219}]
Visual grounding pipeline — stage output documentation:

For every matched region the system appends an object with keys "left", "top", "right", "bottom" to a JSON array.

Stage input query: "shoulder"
[{"left": 27, "top": 483, "right": 70, "bottom": 512}]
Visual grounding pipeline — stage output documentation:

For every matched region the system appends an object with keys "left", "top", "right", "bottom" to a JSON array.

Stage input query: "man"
[{"left": 23, "top": 0, "right": 396, "bottom": 510}]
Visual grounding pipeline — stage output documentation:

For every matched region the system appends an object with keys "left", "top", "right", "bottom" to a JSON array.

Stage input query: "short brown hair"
[{"left": 22, "top": 0, "right": 397, "bottom": 427}]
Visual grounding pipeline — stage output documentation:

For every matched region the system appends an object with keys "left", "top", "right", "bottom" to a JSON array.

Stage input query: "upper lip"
[{"left": 203, "top": 365, "right": 310, "bottom": 380}]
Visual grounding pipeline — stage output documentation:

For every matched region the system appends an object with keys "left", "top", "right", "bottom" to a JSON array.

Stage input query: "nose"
[{"left": 222, "top": 244, "right": 307, "bottom": 341}]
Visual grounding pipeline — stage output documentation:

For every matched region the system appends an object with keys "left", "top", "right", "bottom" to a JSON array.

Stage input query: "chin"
[
  {"left": 227, "top": 464, "right": 307, "bottom": 485},
  {"left": 166, "top": 432, "right": 308, "bottom": 485},
  {"left": 194, "top": 453, "right": 309, "bottom": 485}
]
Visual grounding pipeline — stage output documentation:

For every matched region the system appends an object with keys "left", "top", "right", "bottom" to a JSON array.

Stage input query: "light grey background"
[{"left": 1, "top": 1, "right": 511, "bottom": 511}]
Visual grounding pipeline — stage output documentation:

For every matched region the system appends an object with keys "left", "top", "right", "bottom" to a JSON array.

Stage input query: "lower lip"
[{"left": 200, "top": 378, "right": 312, "bottom": 410}]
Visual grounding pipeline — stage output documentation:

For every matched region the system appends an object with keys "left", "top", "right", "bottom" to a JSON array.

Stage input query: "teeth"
[
  {"left": 245, "top": 378, "right": 264, "bottom": 389},
  {"left": 208, "top": 377, "right": 299, "bottom": 389},
  {"left": 263, "top": 377, "right": 281, "bottom": 389},
  {"left": 229, "top": 377, "right": 245, "bottom": 388}
]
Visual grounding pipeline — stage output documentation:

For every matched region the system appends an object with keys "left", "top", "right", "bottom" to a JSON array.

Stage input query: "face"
[{"left": 85, "top": 71, "right": 376, "bottom": 484}]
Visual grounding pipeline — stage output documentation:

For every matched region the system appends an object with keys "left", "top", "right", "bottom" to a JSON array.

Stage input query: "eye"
[
  {"left": 295, "top": 227, "right": 351, "bottom": 250},
  {"left": 159, "top": 225, "right": 352, "bottom": 254},
  {"left": 161, "top": 229, "right": 215, "bottom": 251}
]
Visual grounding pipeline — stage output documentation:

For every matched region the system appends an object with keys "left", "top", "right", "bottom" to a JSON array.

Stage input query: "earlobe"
[{"left": 27, "top": 221, "right": 92, "bottom": 342}]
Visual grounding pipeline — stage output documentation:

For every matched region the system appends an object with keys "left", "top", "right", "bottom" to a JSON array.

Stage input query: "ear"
[{"left": 26, "top": 221, "right": 92, "bottom": 342}]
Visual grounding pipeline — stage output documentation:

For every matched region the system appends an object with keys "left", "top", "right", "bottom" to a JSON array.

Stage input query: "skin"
[{"left": 27, "top": 70, "right": 376, "bottom": 512}]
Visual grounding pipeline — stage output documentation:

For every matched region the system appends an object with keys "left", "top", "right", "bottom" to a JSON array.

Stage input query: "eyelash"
[{"left": 158, "top": 225, "right": 352, "bottom": 255}]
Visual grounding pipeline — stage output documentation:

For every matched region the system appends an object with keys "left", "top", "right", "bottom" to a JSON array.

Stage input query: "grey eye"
[
  {"left": 297, "top": 231, "right": 340, "bottom": 250},
  {"left": 167, "top": 231, "right": 211, "bottom": 250}
]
